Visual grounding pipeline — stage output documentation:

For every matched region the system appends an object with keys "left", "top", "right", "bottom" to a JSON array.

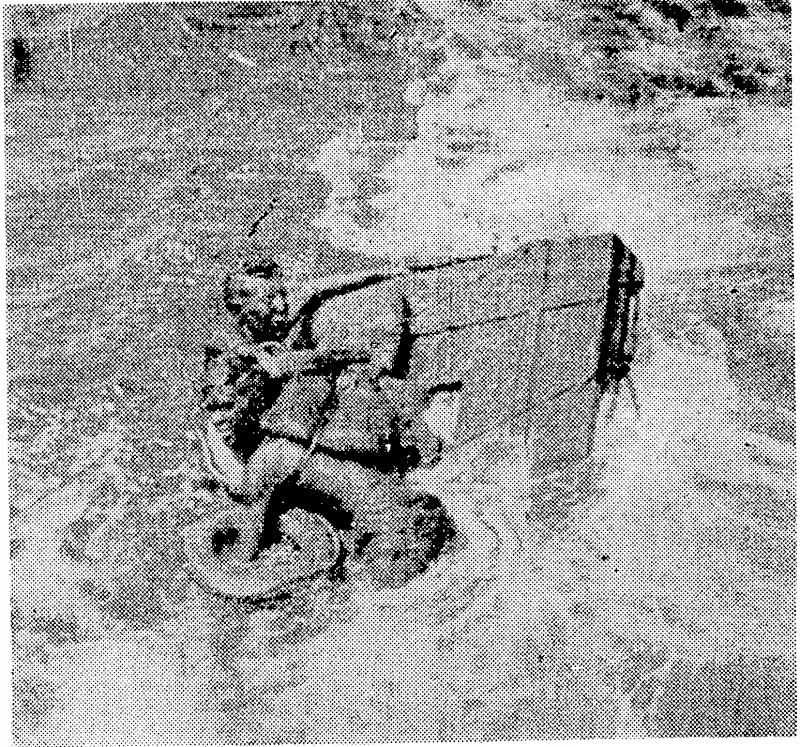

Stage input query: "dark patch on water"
[{"left": 9, "top": 37, "right": 31, "bottom": 84}]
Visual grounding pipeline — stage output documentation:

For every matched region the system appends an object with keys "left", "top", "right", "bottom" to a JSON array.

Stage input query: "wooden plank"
[
  {"left": 532, "top": 300, "right": 607, "bottom": 395},
  {"left": 525, "top": 382, "right": 600, "bottom": 468},
  {"left": 541, "top": 233, "right": 614, "bottom": 308},
  {"left": 403, "top": 248, "right": 550, "bottom": 442}
]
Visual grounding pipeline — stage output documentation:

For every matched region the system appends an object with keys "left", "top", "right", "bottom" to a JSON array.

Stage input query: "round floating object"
[{"left": 182, "top": 506, "right": 342, "bottom": 601}]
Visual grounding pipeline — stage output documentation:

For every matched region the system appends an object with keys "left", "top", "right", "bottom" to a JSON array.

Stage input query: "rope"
[{"left": 288, "top": 372, "right": 341, "bottom": 483}]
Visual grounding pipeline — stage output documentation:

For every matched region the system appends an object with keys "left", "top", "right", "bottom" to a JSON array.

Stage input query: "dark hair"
[
  {"left": 222, "top": 259, "right": 283, "bottom": 315},
  {"left": 239, "top": 259, "right": 281, "bottom": 278}
]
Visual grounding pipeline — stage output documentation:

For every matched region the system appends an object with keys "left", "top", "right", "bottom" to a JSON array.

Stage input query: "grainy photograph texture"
[{"left": 4, "top": 0, "right": 795, "bottom": 743}]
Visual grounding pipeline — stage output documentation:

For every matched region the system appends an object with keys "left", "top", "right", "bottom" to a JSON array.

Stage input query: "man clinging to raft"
[
  {"left": 198, "top": 252, "right": 432, "bottom": 500},
  {"left": 188, "top": 246, "right": 501, "bottom": 595},
  {"left": 189, "top": 250, "right": 462, "bottom": 593},
  {"left": 198, "top": 247, "right": 494, "bottom": 499}
]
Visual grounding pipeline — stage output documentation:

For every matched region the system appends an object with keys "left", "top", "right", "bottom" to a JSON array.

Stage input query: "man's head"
[{"left": 223, "top": 260, "right": 290, "bottom": 343}]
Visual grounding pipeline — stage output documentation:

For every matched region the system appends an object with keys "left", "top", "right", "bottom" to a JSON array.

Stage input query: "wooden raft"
[{"left": 306, "top": 233, "right": 643, "bottom": 468}]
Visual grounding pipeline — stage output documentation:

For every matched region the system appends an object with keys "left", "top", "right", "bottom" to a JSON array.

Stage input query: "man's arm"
[
  {"left": 235, "top": 344, "right": 372, "bottom": 378},
  {"left": 285, "top": 253, "right": 498, "bottom": 345},
  {"left": 301, "top": 267, "right": 404, "bottom": 303},
  {"left": 260, "top": 347, "right": 373, "bottom": 377},
  {"left": 285, "top": 267, "right": 407, "bottom": 345}
]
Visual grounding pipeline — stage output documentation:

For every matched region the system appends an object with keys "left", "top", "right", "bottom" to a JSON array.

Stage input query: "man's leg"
[
  {"left": 297, "top": 453, "right": 454, "bottom": 586},
  {"left": 204, "top": 434, "right": 455, "bottom": 589},
  {"left": 350, "top": 481, "right": 454, "bottom": 587}
]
